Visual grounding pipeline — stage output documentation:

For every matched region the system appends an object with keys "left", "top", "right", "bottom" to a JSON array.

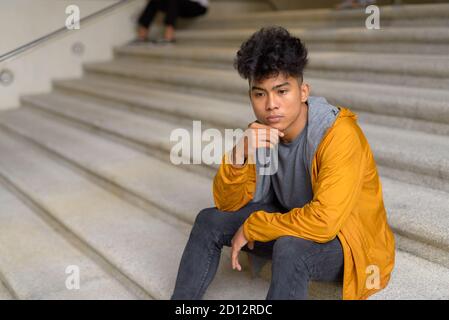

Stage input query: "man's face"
[{"left": 249, "top": 73, "right": 309, "bottom": 133}]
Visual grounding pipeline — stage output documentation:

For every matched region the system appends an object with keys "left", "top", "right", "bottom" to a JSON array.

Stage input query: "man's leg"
[
  {"left": 178, "top": 0, "right": 208, "bottom": 18},
  {"left": 162, "top": 0, "right": 208, "bottom": 40},
  {"left": 137, "top": 0, "right": 163, "bottom": 30},
  {"left": 162, "top": 0, "right": 179, "bottom": 27},
  {"left": 266, "top": 236, "right": 344, "bottom": 300},
  {"left": 163, "top": 0, "right": 207, "bottom": 27},
  {"left": 171, "top": 201, "right": 283, "bottom": 300}
]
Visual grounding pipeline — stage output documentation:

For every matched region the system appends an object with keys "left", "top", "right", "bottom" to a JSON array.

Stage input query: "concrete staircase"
[{"left": 1, "top": 1, "right": 449, "bottom": 299}]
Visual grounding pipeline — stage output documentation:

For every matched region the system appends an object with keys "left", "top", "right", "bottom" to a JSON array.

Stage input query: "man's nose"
[{"left": 265, "top": 94, "right": 279, "bottom": 111}]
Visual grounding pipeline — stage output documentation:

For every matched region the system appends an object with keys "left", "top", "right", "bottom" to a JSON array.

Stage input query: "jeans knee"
[
  {"left": 194, "top": 207, "right": 222, "bottom": 231},
  {"left": 272, "top": 236, "right": 312, "bottom": 264}
]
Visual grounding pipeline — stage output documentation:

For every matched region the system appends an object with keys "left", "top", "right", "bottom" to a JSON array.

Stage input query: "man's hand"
[
  {"left": 230, "top": 121, "right": 284, "bottom": 168},
  {"left": 231, "top": 225, "right": 254, "bottom": 271}
]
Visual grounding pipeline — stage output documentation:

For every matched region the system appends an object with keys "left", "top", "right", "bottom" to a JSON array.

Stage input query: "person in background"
[{"left": 134, "top": 0, "right": 209, "bottom": 44}]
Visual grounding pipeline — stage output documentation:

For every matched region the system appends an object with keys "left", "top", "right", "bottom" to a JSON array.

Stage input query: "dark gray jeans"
[{"left": 171, "top": 201, "right": 344, "bottom": 300}]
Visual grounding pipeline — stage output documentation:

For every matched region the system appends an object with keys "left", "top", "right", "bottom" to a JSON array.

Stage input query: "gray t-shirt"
[{"left": 272, "top": 121, "right": 313, "bottom": 210}]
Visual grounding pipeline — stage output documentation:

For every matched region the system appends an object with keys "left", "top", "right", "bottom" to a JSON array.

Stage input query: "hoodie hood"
[{"left": 305, "top": 96, "right": 341, "bottom": 176}]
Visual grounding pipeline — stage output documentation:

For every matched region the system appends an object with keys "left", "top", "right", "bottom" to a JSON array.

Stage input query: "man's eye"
[
  {"left": 255, "top": 92, "right": 264, "bottom": 97},
  {"left": 279, "top": 90, "right": 288, "bottom": 95}
]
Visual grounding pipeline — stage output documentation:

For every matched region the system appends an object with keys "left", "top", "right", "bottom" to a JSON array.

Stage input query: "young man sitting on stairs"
[{"left": 171, "top": 26, "right": 396, "bottom": 300}]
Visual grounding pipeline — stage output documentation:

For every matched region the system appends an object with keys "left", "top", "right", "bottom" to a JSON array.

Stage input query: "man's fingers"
[
  {"left": 250, "top": 129, "right": 280, "bottom": 148},
  {"left": 231, "top": 247, "right": 241, "bottom": 271},
  {"left": 248, "top": 121, "right": 266, "bottom": 129},
  {"left": 249, "top": 122, "right": 285, "bottom": 137},
  {"left": 243, "top": 126, "right": 283, "bottom": 158},
  {"left": 248, "top": 241, "right": 254, "bottom": 250},
  {"left": 247, "top": 120, "right": 262, "bottom": 128},
  {"left": 235, "top": 259, "right": 241, "bottom": 271}
]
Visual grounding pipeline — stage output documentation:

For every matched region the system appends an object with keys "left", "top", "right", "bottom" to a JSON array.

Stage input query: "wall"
[{"left": 0, "top": 0, "right": 147, "bottom": 110}]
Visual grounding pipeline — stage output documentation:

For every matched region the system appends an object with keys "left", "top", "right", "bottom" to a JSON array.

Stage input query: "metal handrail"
[{"left": 0, "top": 0, "right": 137, "bottom": 63}]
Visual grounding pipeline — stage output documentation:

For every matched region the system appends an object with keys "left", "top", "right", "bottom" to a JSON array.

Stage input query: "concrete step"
[
  {"left": 0, "top": 108, "right": 214, "bottom": 232},
  {"left": 10, "top": 94, "right": 449, "bottom": 272},
  {"left": 0, "top": 122, "right": 272, "bottom": 300},
  {"left": 0, "top": 149, "right": 140, "bottom": 299},
  {"left": 184, "top": 3, "right": 449, "bottom": 30},
  {"left": 352, "top": 249, "right": 449, "bottom": 300},
  {"left": 55, "top": 74, "right": 449, "bottom": 138},
  {"left": 1, "top": 106, "right": 449, "bottom": 299},
  {"left": 81, "top": 59, "right": 449, "bottom": 130},
  {"left": 21, "top": 91, "right": 232, "bottom": 178},
  {"left": 115, "top": 46, "right": 449, "bottom": 90},
  {"left": 0, "top": 278, "right": 13, "bottom": 300},
  {"left": 172, "top": 27, "right": 449, "bottom": 55},
  {"left": 49, "top": 74, "right": 449, "bottom": 194}
]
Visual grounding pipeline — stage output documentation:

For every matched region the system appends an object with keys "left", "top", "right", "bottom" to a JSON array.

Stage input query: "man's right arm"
[
  {"left": 212, "top": 144, "right": 256, "bottom": 211},
  {"left": 213, "top": 122, "right": 282, "bottom": 211}
]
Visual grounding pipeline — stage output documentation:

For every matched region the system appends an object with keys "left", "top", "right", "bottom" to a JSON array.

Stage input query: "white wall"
[{"left": 0, "top": 0, "right": 147, "bottom": 110}]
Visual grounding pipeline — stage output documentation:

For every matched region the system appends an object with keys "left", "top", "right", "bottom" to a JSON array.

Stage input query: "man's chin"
[
  {"left": 267, "top": 123, "right": 284, "bottom": 132},
  {"left": 258, "top": 119, "right": 284, "bottom": 132}
]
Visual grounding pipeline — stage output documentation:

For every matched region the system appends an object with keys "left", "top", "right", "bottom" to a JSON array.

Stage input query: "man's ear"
[{"left": 300, "top": 82, "right": 310, "bottom": 103}]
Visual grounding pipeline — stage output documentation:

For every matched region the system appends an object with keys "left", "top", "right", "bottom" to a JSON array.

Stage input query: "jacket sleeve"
[
  {"left": 243, "top": 123, "right": 366, "bottom": 243},
  {"left": 213, "top": 152, "right": 257, "bottom": 211}
]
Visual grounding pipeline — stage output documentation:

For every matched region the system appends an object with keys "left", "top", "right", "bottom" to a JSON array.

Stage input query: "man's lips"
[{"left": 266, "top": 115, "right": 283, "bottom": 123}]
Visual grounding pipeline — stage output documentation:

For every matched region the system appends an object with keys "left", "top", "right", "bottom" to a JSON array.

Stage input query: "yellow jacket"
[{"left": 213, "top": 105, "right": 395, "bottom": 300}]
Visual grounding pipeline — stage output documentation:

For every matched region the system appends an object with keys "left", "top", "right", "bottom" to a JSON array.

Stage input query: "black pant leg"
[
  {"left": 178, "top": 0, "right": 208, "bottom": 18},
  {"left": 165, "top": 0, "right": 208, "bottom": 27},
  {"left": 138, "top": 0, "right": 207, "bottom": 28},
  {"left": 163, "top": 0, "right": 180, "bottom": 26},
  {"left": 137, "top": 0, "right": 163, "bottom": 28}
]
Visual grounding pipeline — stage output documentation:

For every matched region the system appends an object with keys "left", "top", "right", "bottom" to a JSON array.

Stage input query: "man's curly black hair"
[{"left": 233, "top": 26, "right": 308, "bottom": 84}]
